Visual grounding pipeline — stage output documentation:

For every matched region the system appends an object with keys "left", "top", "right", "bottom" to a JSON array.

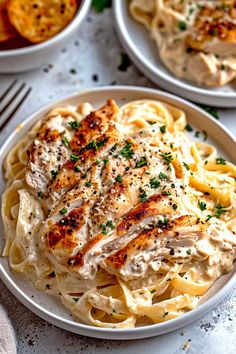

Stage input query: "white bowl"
[
  {"left": 0, "top": 0, "right": 91, "bottom": 73},
  {"left": 113, "top": 0, "right": 236, "bottom": 107},
  {"left": 0, "top": 86, "right": 235, "bottom": 340}
]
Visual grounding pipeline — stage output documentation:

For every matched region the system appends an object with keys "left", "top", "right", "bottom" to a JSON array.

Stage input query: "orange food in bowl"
[
  {"left": 0, "top": 0, "right": 17, "bottom": 42},
  {"left": 7, "top": 0, "right": 78, "bottom": 43}
]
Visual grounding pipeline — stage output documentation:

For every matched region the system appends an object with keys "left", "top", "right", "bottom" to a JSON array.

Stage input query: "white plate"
[
  {"left": 113, "top": 1, "right": 236, "bottom": 107},
  {"left": 0, "top": 86, "right": 236, "bottom": 340}
]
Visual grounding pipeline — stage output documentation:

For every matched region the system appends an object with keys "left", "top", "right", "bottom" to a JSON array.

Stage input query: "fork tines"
[{"left": 0, "top": 80, "right": 32, "bottom": 131}]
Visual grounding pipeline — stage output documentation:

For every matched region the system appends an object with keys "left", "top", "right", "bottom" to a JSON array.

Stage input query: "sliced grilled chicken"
[
  {"left": 102, "top": 215, "right": 207, "bottom": 280},
  {"left": 186, "top": 2, "right": 236, "bottom": 54},
  {"left": 25, "top": 100, "right": 119, "bottom": 199}
]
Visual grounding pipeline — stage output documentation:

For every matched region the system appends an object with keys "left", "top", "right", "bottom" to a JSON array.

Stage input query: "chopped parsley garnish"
[
  {"left": 186, "top": 249, "right": 192, "bottom": 255},
  {"left": 85, "top": 181, "right": 92, "bottom": 187},
  {"left": 139, "top": 187, "right": 147, "bottom": 202},
  {"left": 136, "top": 156, "right": 148, "bottom": 168},
  {"left": 214, "top": 204, "right": 227, "bottom": 218},
  {"left": 62, "top": 136, "right": 70, "bottom": 147},
  {"left": 178, "top": 21, "right": 187, "bottom": 31},
  {"left": 68, "top": 121, "right": 80, "bottom": 129},
  {"left": 50, "top": 169, "right": 58, "bottom": 178},
  {"left": 92, "top": 0, "right": 111, "bottom": 12},
  {"left": 163, "top": 311, "right": 169, "bottom": 317},
  {"left": 101, "top": 220, "right": 115, "bottom": 235},
  {"left": 216, "top": 157, "right": 226, "bottom": 165},
  {"left": 220, "top": 64, "right": 225, "bottom": 70},
  {"left": 100, "top": 224, "right": 107, "bottom": 235},
  {"left": 120, "top": 141, "right": 134, "bottom": 159},
  {"left": 74, "top": 165, "right": 81, "bottom": 172},
  {"left": 148, "top": 121, "right": 157, "bottom": 125},
  {"left": 163, "top": 191, "right": 171, "bottom": 196},
  {"left": 160, "top": 125, "right": 166, "bottom": 134},
  {"left": 106, "top": 220, "right": 115, "bottom": 230},
  {"left": 38, "top": 191, "right": 44, "bottom": 199},
  {"left": 118, "top": 52, "right": 131, "bottom": 72},
  {"left": 73, "top": 297, "right": 80, "bottom": 302},
  {"left": 199, "top": 105, "right": 219, "bottom": 119},
  {"left": 185, "top": 124, "right": 193, "bottom": 132},
  {"left": 86, "top": 139, "right": 106, "bottom": 151},
  {"left": 171, "top": 183, "right": 175, "bottom": 188},
  {"left": 116, "top": 175, "right": 123, "bottom": 183},
  {"left": 160, "top": 152, "right": 173, "bottom": 163},
  {"left": 70, "top": 154, "right": 80, "bottom": 162},
  {"left": 194, "top": 131, "right": 200, "bottom": 138},
  {"left": 60, "top": 208, "right": 67, "bottom": 215},
  {"left": 198, "top": 200, "right": 207, "bottom": 211},
  {"left": 110, "top": 144, "right": 117, "bottom": 153},
  {"left": 157, "top": 217, "right": 169, "bottom": 228},
  {"left": 183, "top": 162, "right": 190, "bottom": 171},
  {"left": 96, "top": 159, "right": 100, "bottom": 165},
  {"left": 104, "top": 158, "right": 109, "bottom": 166},
  {"left": 172, "top": 204, "right": 178, "bottom": 210},
  {"left": 159, "top": 172, "right": 168, "bottom": 180},
  {"left": 206, "top": 215, "right": 212, "bottom": 222},
  {"left": 150, "top": 289, "right": 156, "bottom": 294},
  {"left": 150, "top": 177, "right": 161, "bottom": 189}
]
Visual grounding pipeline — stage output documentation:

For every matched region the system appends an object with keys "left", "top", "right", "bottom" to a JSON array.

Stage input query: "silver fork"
[{"left": 0, "top": 80, "right": 32, "bottom": 131}]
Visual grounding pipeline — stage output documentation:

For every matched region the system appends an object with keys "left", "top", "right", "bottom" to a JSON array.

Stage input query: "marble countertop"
[{"left": 0, "top": 7, "right": 235, "bottom": 354}]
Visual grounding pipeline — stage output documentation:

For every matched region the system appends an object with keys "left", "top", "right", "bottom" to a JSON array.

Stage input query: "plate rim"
[
  {"left": 0, "top": 85, "right": 235, "bottom": 340},
  {"left": 113, "top": 0, "right": 236, "bottom": 106}
]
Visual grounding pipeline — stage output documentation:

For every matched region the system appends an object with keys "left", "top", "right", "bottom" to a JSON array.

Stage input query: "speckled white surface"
[{"left": 0, "top": 7, "right": 236, "bottom": 354}]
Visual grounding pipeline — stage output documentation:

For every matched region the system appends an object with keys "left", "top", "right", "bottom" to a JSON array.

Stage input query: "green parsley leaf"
[
  {"left": 68, "top": 121, "right": 80, "bottom": 129},
  {"left": 162, "top": 191, "right": 172, "bottom": 196},
  {"left": 116, "top": 175, "right": 123, "bottom": 183},
  {"left": 100, "top": 224, "right": 107, "bottom": 235},
  {"left": 60, "top": 208, "right": 67, "bottom": 215},
  {"left": 62, "top": 136, "right": 70, "bottom": 147},
  {"left": 159, "top": 172, "right": 168, "bottom": 180},
  {"left": 139, "top": 187, "right": 147, "bottom": 202},
  {"left": 185, "top": 124, "right": 193, "bottom": 132},
  {"left": 120, "top": 141, "right": 134, "bottom": 159},
  {"left": 136, "top": 156, "right": 148, "bottom": 168},
  {"left": 160, "top": 152, "right": 173, "bottom": 163},
  {"left": 118, "top": 52, "right": 131, "bottom": 72},
  {"left": 163, "top": 311, "right": 169, "bottom": 317},
  {"left": 178, "top": 21, "right": 187, "bottom": 31},
  {"left": 74, "top": 165, "right": 81, "bottom": 172},
  {"left": 198, "top": 200, "right": 207, "bottom": 211},
  {"left": 150, "top": 177, "right": 161, "bottom": 189},
  {"left": 157, "top": 217, "right": 169, "bottom": 228},
  {"left": 160, "top": 125, "right": 166, "bottom": 134},
  {"left": 50, "top": 169, "right": 58, "bottom": 178},
  {"left": 38, "top": 191, "right": 44, "bottom": 199},
  {"left": 216, "top": 157, "right": 226, "bottom": 165},
  {"left": 106, "top": 220, "right": 115, "bottom": 230},
  {"left": 92, "top": 0, "right": 111, "bottom": 12},
  {"left": 104, "top": 158, "right": 109, "bottom": 166},
  {"left": 214, "top": 204, "right": 227, "bottom": 218},
  {"left": 150, "top": 289, "right": 156, "bottom": 294},
  {"left": 70, "top": 154, "right": 80, "bottom": 162},
  {"left": 148, "top": 121, "right": 157, "bottom": 125},
  {"left": 73, "top": 297, "right": 80, "bottom": 302},
  {"left": 86, "top": 139, "right": 106, "bottom": 151},
  {"left": 186, "top": 249, "right": 192, "bottom": 255},
  {"left": 172, "top": 204, "right": 178, "bottom": 210},
  {"left": 183, "top": 162, "right": 190, "bottom": 171},
  {"left": 85, "top": 181, "right": 92, "bottom": 187}
]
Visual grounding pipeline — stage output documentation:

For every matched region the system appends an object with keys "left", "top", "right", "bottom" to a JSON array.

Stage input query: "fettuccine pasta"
[{"left": 2, "top": 99, "right": 236, "bottom": 328}]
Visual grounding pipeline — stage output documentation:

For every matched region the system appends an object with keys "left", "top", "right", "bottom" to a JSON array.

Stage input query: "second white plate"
[{"left": 113, "top": 0, "right": 236, "bottom": 107}]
